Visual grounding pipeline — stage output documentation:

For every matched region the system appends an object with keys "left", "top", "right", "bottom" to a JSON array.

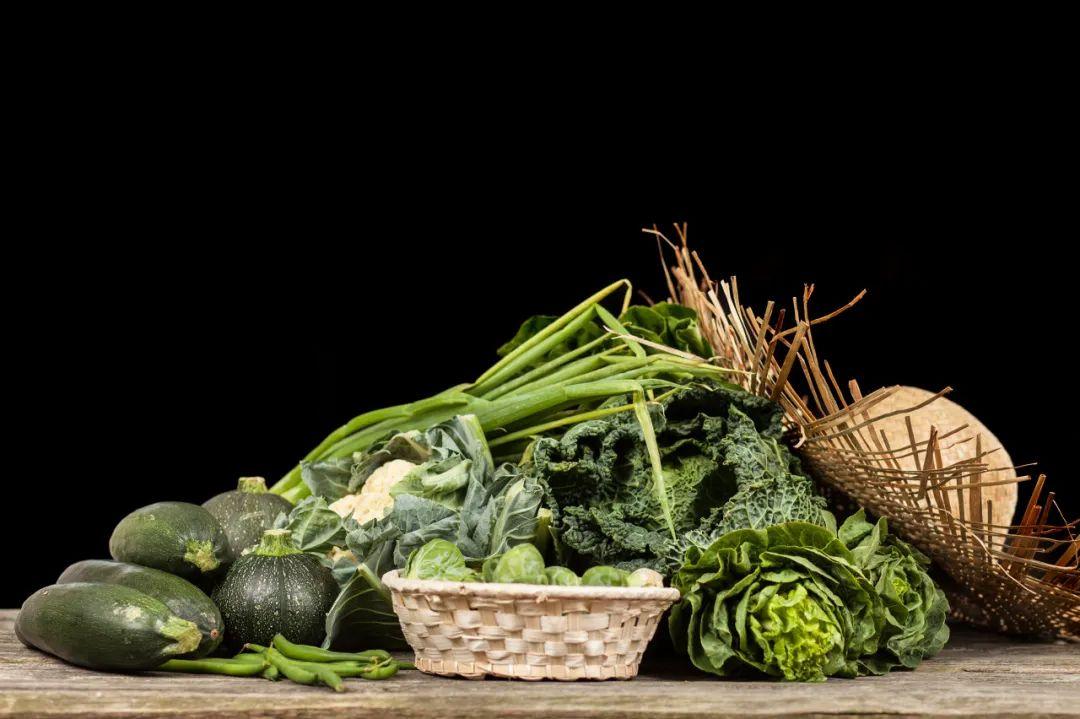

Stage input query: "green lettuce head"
[
  {"left": 839, "top": 510, "right": 950, "bottom": 672},
  {"left": 670, "top": 522, "right": 883, "bottom": 682}
]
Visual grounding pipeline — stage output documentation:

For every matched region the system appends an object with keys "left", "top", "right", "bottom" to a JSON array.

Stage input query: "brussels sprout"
[
  {"left": 544, "top": 566, "right": 580, "bottom": 586},
  {"left": 404, "top": 539, "right": 479, "bottom": 582},
  {"left": 492, "top": 544, "right": 547, "bottom": 584},
  {"left": 626, "top": 568, "right": 664, "bottom": 588},
  {"left": 482, "top": 554, "right": 501, "bottom": 583},
  {"left": 581, "top": 566, "right": 629, "bottom": 586}
]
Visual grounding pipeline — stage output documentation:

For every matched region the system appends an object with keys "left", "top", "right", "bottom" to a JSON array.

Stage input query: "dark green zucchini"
[
  {"left": 16, "top": 582, "right": 201, "bottom": 670},
  {"left": 57, "top": 559, "right": 223, "bottom": 657},
  {"left": 203, "top": 476, "right": 293, "bottom": 561},
  {"left": 213, "top": 529, "right": 338, "bottom": 653},
  {"left": 109, "top": 501, "right": 229, "bottom": 580}
]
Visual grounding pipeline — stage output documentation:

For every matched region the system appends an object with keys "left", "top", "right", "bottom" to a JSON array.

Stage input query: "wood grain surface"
[{"left": 0, "top": 611, "right": 1077, "bottom": 718}]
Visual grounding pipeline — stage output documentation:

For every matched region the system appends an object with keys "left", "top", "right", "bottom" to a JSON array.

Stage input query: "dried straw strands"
[{"left": 651, "top": 223, "right": 1080, "bottom": 640}]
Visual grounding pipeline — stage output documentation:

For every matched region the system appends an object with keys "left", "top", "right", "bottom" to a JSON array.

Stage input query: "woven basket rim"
[{"left": 382, "top": 570, "right": 681, "bottom": 602}]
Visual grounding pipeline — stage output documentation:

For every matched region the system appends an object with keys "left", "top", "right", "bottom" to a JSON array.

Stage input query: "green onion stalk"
[{"left": 269, "top": 280, "right": 735, "bottom": 504}]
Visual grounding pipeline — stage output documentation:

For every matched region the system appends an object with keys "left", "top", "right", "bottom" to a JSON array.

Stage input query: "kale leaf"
[{"left": 529, "top": 383, "right": 831, "bottom": 574}]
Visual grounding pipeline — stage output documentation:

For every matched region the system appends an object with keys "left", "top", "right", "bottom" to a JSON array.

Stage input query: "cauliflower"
[{"left": 329, "top": 459, "right": 417, "bottom": 525}]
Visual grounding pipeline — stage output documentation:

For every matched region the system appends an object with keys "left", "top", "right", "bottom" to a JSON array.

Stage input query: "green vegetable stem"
[{"left": 270, "top": 281, "right": 728, "bottom": 504}]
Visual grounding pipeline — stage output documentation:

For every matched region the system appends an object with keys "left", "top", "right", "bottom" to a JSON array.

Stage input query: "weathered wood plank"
[{"left": 0, "top": 611, "right": 1077, "bottom": 718}]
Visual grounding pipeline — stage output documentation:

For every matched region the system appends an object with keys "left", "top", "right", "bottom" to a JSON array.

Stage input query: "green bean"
[
  {"left": 158, "top": 657, "right": 267, "bottom": 677},
  {"left": 310, "top": 664, "right": 345, "bottom": 692},
  {"left": 272, "top": 634, "right": 391, "bottom": 663},
  {"left": 244, "top": 643, "right": 270, "bottom": 653},
  {"left": 265, "top": 648, "right": 317, "bottom": 685},
  {"left": 396, "top": 660, "right": 417, "bottom": 670},
  {"left": 360, "top": 660, "right": 399, "bottom": 680},
  {"left": 230, "top": 652, "right": 268, "bottom": 664},
  {"left": 288, "top": 660, "right": 371, "bottom": 678},
  {"left": 262, "top": 664, "right": 280, "bottom": 681}
]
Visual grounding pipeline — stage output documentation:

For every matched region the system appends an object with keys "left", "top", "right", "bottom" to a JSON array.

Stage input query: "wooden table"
[{"left": 1, "top": 611, "right": 1077, "bottom": 718}]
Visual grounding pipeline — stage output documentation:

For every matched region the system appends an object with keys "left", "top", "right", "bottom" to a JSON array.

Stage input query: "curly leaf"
[{"left": 670, "top": 521, "right": 884, "bottom": 682}]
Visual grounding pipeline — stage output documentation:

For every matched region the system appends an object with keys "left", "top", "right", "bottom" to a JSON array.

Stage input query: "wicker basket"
[{"left": 382, "top": 570, "right": 680, "bottom": 680}]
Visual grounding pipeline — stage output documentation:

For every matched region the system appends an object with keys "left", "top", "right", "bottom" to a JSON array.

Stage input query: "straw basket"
[{"left": 382, "top": 570, "right": 680, "bottom": 680}]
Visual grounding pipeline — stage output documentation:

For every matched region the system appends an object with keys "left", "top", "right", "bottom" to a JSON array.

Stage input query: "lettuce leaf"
[
  {"left": 497, "top": 302, "right": 714, "bottom": 364},
  {"left": 669, "top": 522, "right": 884, "bottom": 682},
  {"left": 838, "top": 510, "right": 950, "bottom": 672}
]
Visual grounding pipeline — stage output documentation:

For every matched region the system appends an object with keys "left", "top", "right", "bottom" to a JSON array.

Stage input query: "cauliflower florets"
[{"left": 329, "top": 459, "right": 417, "bottom": 525}]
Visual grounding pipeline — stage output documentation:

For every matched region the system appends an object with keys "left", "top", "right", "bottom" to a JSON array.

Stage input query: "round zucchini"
[
  {"left": 109, "top": 501, "right": 229, "bottom": 580},
  {"left": 57, "top": 559, "right": 223, "bottom": 657},
  {"left": 16, "top": 582, "right": 201, "bottom": 671},
  {"left": 202, "top": 476, "right": 292, "bottom": 561},
  {"left": 212, "top": 529, "right": 338, "bottom": 653}
]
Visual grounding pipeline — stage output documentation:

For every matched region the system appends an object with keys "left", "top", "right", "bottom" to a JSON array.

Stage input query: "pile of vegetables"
[
  {"left": 267, "top": 282, "right": 724, "bottom": 503},
  {"left": 16, "top": 484, "right": 407, "bottom": 691},
  {"left": 16, "top": 281, "right": 951, "bottom": 687}
]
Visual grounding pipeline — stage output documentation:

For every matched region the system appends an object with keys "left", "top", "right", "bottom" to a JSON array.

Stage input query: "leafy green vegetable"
[
  {"left": 496, "top": 314, "right": 605, "bottom": 363},
  {"left": 403, "top": 539, "right": 479, "bottom": 582},
  {"left": 270, "top": 281, "right": 729, "bottom": 504},
  {"left": 324, "top": 547, "right": 361, "bottom": 585},
  {"left": 482, "top": 554, "right": 501, "bottom": 582},
  {"left": 323, "top": 564, "right": 406, "bottom": 650},
  {"left": 274, "top": 496, "right": 355, "bottom": 554},
  {"left": 320, "top": 415, "right": 543, "bottom": 647},
  {"left": 839, "top": 510, "right": 950, "bottom": 672},
  {"left": 492, "top": 543, "right": 547, "bottom": 584},
  {"left": 619, "top": 303, "right": 712, "bottom": 359},
  {"left": 300, "top": 459, "right": 354, "bottom": 503},
  {"left": 669, "top": 522, "right": 884, "bottom": 682},
  {"left": 531, "top": 384, "right": 831, "bottom": 574}
]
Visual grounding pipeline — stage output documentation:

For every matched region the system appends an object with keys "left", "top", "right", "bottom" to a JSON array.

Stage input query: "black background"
[{"left": 6, "top": 90, "right": 1075, "bottom": 608}]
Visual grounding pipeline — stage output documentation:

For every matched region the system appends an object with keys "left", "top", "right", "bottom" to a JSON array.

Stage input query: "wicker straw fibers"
[
  {"left": 383, "top": 572, "right": 680, "bottom": 680},
  {"left": 653, "top": 223, "right": 1080, "bottom": 641}
]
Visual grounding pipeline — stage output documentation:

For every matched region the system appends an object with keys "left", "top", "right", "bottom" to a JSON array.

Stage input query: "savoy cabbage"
[{"left": 528, "top": 383, "right": 831, "bottom": 574}]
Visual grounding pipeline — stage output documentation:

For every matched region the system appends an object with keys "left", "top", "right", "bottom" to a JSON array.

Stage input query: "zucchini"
[
  {"left": 16, "top": 582, "right": 201, "bottom": 670},
  {"left": 203, "top": 477, "right": 293, "bottom": 561},
  {"left": 57, "top": 559, "right": 223, "bottom": 657},
  {"left": 213, "top": 529, "right": 338, "bottom": 653},
  {"left": 109, "top": 501, "right": 229, "bottom": 580}
]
